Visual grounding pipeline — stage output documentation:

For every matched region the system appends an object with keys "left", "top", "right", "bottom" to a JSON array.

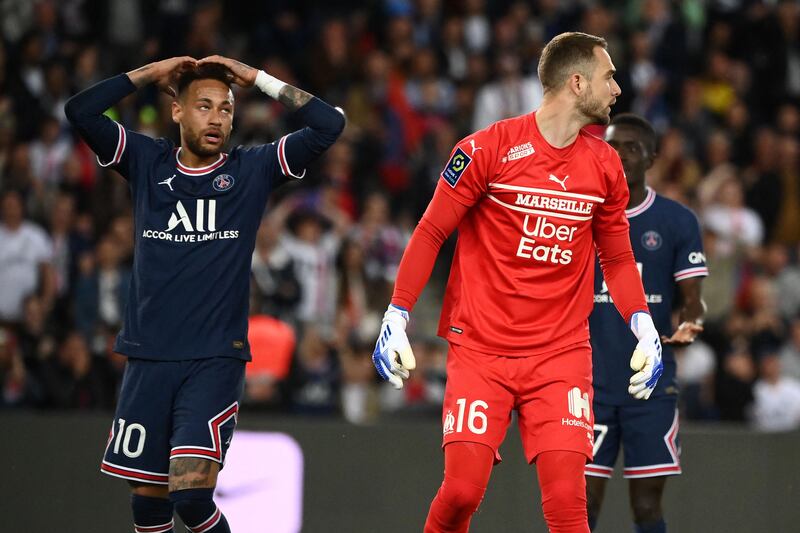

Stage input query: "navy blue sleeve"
[
  {"left": 276, "top": 97, "right": 346, "bottom": 179},
  {"left": 65, "top": 74, "right": 163, "bottom": 181},
  {"left": 64, "top": 75, "right": 136, "bottom": 165},
  {"left": 672, "top": 206, "right": 709, "bottom": 282}
]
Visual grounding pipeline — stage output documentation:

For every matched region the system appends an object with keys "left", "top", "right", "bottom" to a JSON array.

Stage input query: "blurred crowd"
[{"left": 1, "top": 0, "right": 800, "bottom": 431}]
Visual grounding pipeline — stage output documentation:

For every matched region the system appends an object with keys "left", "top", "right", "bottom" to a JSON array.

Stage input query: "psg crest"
[
  {"left": 213, "top": 174, "right": 234, "bottom": 191},
  {"left": 641, "top": 230, "right": 662, "bottom": 251}
]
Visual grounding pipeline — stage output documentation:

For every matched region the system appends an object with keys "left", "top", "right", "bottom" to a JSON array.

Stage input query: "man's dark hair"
[
  {"left": 176, "top": 63, "right": 232, "bottom": 97},
  {"left": 610, "top": 113, "right": 658, "bottom": 154},
  {"left": 538, "top": 32, "right": 608, "bottom": 93}
]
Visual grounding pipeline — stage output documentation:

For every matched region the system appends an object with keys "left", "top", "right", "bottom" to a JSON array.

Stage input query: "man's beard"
[
  {"left": 577, "top": 88, "right": 610, "bottom": 125},
  {"left": 184, "top": 131, "right": 225, "bottom": 157}
]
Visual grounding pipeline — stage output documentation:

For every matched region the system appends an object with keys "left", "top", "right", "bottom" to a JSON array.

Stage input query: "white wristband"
[
  {"left": 254, "top": 70, "right": 286, "bottom": 99},
  {"left": 630, "top": 311, "right": 656, "bottom": 340}
]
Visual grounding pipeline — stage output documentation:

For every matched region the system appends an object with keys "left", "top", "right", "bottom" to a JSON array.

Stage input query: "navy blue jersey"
[
  {"left": 589, "top": 188, "right": 708, "bottom": 405},
  {"left": 66, "top": 74, "right": 345, "bottom": 361}
]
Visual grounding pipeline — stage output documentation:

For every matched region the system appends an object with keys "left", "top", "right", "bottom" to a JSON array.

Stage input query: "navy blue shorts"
[
  {"left": 101, "top": 357, "right": 246, "bottom": 485},
  {"left": 585, "top": 397, "right": 681, "bottom": 479}
]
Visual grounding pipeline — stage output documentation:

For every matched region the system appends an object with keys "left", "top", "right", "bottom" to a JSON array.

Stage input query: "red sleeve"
[
  {"left": 391, "top": 186, "right": 470, "bottom": 311},
  {"left": 593, "top": 152, "right": 649, "bottom": 324}
]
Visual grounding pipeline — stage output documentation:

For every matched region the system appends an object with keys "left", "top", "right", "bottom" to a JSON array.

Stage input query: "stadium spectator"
[
  {"left": 0, "top": 189, "right": 56, "bottom": 324},
  {"left": 750, "top": 352, "right": 800, "bottom": 432}
]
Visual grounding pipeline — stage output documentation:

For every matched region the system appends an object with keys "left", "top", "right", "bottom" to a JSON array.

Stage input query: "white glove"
[
  {"left": 372, "top": 305, "right": 416, "bottom": 389},
  {"left": 628, "top": 312, "right": 663, "bottom": 400}
]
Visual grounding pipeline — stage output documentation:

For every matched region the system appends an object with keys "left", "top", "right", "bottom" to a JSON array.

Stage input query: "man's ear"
[
  {"left": 568, "top": 73, "right": 584, "bottom": 97},
  {"left": 171, "top": 100, "right": 182, "bottom": 124}
]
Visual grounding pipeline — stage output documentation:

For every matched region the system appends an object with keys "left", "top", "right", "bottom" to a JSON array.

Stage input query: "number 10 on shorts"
[{"left": 443, "top": 399, "right": 488, "bottom": 435}]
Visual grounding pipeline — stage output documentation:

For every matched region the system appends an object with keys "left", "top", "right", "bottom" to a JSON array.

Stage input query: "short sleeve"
[
  {"left": 98, "top": 121, "right": 165, "bottom": 183},
  {"left": 276, "top": 132, "right": 308, "bottom": 180},
  {"left": 673, "top": 207, "right": 709, "bottom": 281},
  {"left": 436, "top": 132, "right": 496, "bottom": 208}
]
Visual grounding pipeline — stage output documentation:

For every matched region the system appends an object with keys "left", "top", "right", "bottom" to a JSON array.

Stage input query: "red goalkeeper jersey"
[{"left": 422, "top": 112, "right": 646, "bottom": 356}]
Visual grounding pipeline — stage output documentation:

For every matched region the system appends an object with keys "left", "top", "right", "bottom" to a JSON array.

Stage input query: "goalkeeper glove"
[
  {"left": 628, "top": 311, "right": 663, "bottom": 400},
  {"left": 372, "top": 305, "right": 416, "bottom": 389}
]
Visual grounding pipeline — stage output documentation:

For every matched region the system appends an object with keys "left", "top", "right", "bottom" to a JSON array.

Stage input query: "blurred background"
[{"left": 0, "top": 0, "right": 799, "bottom": 531}]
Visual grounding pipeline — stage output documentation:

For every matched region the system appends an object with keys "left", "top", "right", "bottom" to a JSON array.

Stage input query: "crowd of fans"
[{"left": 2, "top": 0, "right": 800, "bottom": 431}]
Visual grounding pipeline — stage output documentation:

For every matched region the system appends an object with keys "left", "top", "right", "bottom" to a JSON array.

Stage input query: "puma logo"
[
  {"left": 548, "top": 174, "right": 569, "bottom": 191},
  {"left": 468, "top": 139, "right": 482, "bottom": 155}
]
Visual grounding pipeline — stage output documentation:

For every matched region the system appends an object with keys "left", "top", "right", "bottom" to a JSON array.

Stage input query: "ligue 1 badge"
[{"left": 213, "top": 174, "right": 235, "bottom": 191}]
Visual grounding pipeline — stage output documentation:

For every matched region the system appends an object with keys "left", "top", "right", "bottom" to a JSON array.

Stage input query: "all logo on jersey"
[
  {"left": 502, "top": 142, "right": 534, "bottom": 163},
  {"left": 142, "top": 199, "right": 240, "bottom": 242},
  {"left": 213, "top": 174, "right": 235, "bottom": 191},
  {"left": 167, "top": 200, "right": 217, "bottom": 232},
  {"left": 441, "top": 147, "right": 472, "bottom": 188},
  {"left": 642, "top": 230, "right": 662, "bottom": 251}
]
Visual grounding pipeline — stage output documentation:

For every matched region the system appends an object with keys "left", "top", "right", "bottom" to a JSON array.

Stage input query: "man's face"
[
  {"left": 577, "top": 47, "right": 621, "bottom": 125},
  {"left": 172, "top": 79, "right": 234, "bottom": 157},
  {"left": 1, "top": 192, "right": 24, "bottom": 227},
  {"left": 605, "top": 124, "right": 653, "bottom": 187}
]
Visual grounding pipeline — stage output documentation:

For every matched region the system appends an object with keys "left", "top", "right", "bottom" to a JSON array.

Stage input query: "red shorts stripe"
[
  {"left": 585, "top": 465, "right": 613, "bottom": 478},
  {"left": 623, "top": 465, "right": 682, "bottom": 478},
  {"left": 100, "top": 462, "right": 169, "bottom": 483}
]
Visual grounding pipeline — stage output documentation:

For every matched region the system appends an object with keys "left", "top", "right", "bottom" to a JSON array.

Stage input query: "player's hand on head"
[
  {"left": 372, "top": 305, "right": 416, "bottom": 389},
  {"left": 128, "top": 56, "right": 197, "bottom": 94},
  {"left": 198, "top": 55, "right": 257, "bottom": 88},
  {"left": 661, "top": 321, "right": 703, "bottom": 347},
  {"left": 628, "top": 312, "right": 664, "bottom": 400}
]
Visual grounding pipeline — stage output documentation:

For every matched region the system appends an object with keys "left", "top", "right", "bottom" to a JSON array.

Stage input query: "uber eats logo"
[{"left": 142, "top": 200, "right": 240, "bottom": 242}]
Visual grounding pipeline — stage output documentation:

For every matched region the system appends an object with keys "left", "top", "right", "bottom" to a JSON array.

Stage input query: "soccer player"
[
  {"left": 65, "top": 56, "right": 344, "bottom": 533},
  {"left": 586, "top": 114, "right": 707, "bottom": 533},
  {"left": 372, "top": 32, "right": 663, "bottom": 533}
]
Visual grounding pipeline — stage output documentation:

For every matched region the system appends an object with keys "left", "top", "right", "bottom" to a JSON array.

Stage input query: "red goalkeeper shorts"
[{"left": 440, "top": 341, "right": 595, "bottom": 463}]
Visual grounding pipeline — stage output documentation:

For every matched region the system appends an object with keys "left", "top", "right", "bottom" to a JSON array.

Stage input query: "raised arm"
[
  {"left": 65, "top": 57, "right": 197, "bottom": 167},
  {"left": 197, "top": 55, "right": 346, "bottom": 174}
]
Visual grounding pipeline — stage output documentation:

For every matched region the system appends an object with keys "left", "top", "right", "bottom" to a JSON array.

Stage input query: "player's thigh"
[
  {"left": 170, "top": 357, "right": 246, "bottom": 479},
  {"left": 516, "top": 341, "right": 594, "bottom": 463},
  {"left": 619, "top": 397, "right": 681, "bottom": 478},
  {"left": 585, "top": 402, "right": 621, "bottom": 479},
  {"left": 100, "top": 358, "right": 178, "bottom": 486},
  {"left": 441, "top": 343, "right": 515, "bottom": 463}
]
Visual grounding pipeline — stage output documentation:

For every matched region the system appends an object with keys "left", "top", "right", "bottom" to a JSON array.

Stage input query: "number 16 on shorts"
[{"left": 443, "top": 398, "right": 488, "bottom": 435}]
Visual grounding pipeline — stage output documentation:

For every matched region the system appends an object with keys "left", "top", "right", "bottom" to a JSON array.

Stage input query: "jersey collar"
[
  {"left": 175, "top": 148, "right": 228, "bottom": 176},
  {"left": 626, "top": 187, "right": 655, "bottom": 218}
]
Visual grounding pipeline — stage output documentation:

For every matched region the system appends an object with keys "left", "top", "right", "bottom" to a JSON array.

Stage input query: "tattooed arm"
[{"left": 198, "top": 55, "right": 346, "bottom": 176}]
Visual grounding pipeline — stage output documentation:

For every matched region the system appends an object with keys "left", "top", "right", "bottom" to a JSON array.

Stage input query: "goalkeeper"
[{"left": 372, "top": 32, "right": 663, "bottom": 533}]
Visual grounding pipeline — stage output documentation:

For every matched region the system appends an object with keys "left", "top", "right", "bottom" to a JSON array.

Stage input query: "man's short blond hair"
[{"left": 538, "top": 32, "right": 608, "bottom": 94}]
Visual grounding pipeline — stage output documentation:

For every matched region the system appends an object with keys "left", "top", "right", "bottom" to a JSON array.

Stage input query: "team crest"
[
  {"left": 642, "top": 230, "right": 662, "bottom": 251},
  {"left": 441, "top": 147, "right": 472, "bottom": 188},
  {"left": 213, "top": 174, "right": 234, "bottom": 191}
]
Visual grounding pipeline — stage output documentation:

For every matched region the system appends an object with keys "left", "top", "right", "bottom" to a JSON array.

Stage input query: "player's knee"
[
  {"left": 129, "top": 481, "right": 169, "bottom": 499},
  {"left": 631, "top": 493, "right": 662, "bottom": 524},
  {"left": 170, "top": 487, "right": 224, "bottom": 529},
  {"left": 542, "top": 478, "right": 586, "bottom": 514},
  {"left": 438, "top": 475, "right": 487, "bottom": 513}
]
